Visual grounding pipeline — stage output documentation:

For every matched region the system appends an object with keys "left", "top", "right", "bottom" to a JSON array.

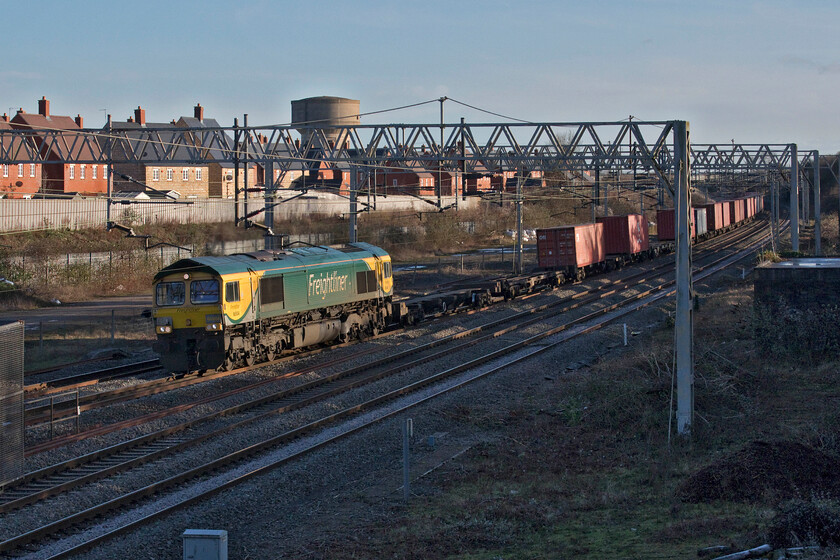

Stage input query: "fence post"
[{"left": 111, "top": 309, "right": 115, "bottom": 343}]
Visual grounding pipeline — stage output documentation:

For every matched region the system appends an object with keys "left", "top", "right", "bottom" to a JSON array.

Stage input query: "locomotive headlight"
[
  {"left": 205, "top": 314, "right": 223, "bottom": 332},
  {"left": 155, "top": 316, "right": 173, "bottom": 334}
]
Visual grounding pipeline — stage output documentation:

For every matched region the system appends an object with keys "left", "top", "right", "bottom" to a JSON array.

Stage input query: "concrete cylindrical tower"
[{"left": 291, "top": 96, "right": 360, "bottom": 146}]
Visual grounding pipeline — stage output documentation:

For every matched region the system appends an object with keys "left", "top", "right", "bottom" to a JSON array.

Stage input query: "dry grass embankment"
[{"left": 326, "top": 272, "right": 840, "bottom": 558}]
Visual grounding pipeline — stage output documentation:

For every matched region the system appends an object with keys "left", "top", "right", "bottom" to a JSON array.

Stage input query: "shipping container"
[
  {"left": 656, "top": 208, "right": 695, "bottom": 241},
  {"left": 537, "top": 223, "right": 604, "bottom": 270},
  {"left": 694, "top": 207, "right": 708, "bottom": 238},
  {"left": 696, "top": 202, "right": 727, "bottom": 232},
  {"left": 728, "top": 199, "right": 744, "bottom": 225},
  {"left": 596, "top": 214, "right": 649, "bottom": 255}
]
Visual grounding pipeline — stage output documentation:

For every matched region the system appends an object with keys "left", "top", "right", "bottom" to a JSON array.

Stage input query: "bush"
[{"left": 769, "top": 498, "right": 840, "bottom": 548}]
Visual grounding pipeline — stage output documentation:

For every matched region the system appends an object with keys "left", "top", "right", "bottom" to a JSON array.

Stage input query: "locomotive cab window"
[
  {"left": 225, "top": 281, "right": 240, "bottom": 303},
  {"left": 156, "top": 282, "right": 185, "bottom": 306},
  {"left": 190, "top": 280, "right": 220, "bottom": 304},
  {"left": 384, "top": 262, "right": 392, "bottom": 278}
]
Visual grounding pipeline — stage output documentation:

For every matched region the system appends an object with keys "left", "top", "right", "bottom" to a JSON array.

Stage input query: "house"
[
  {"left": 110, "top": 107, "right": 209, "bottom": 198},
  {"left": 176, "top": 104, "right": 256, "bottom": 198},
  {"left": 10, "top": 97, "right": 107, "bottom": 195},
  {"left": 0, "top": 116, "right": 42, "bottom": 198}
]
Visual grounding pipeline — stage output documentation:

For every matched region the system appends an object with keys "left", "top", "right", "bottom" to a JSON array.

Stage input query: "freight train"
[
  {"left": 152, "top": 242, "right": 394, "bottom": 373},
  {"left": 536, "top": 194, "right": 763, "bottom": 280},
  {"left": 152, "top": 194, "right": 763, "bottom": 374}
]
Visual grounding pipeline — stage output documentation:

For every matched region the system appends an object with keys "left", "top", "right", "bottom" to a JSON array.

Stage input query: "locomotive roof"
[{"left": 153, "top": 242, "right": 388, "bottom": 280}]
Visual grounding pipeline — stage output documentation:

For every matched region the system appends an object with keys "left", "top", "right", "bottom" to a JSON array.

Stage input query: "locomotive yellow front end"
[{"left": 152, "top": 266, "right": 226, "bottom": 374}]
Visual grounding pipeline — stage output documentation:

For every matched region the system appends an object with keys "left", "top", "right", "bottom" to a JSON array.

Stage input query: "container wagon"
[{"left": 536, "top": 223, "right": 605, "bottom": 281}]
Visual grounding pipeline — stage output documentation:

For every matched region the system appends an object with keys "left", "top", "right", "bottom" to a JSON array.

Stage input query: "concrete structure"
[
  {"left": 754, "top": 258, "right": 840, "bottom": 360},
  {"left": 291, "top": 96, "right": 360, "bottom": 146}
]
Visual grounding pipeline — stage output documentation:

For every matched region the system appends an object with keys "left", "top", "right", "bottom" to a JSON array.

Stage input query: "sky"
[{"left": 3, "top": 0, "right": 838, "bottom": 153}]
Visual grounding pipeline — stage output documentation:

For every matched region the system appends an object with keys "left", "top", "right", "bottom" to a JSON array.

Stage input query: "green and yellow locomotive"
[{"left": 152, "top": 242, "right": 394, "bottom": 373}]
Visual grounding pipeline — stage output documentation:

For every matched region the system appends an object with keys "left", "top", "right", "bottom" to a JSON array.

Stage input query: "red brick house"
[
  {"left": 11, "top": 97, "right": 108, "bottom": 195},
  {"left": 0, "top": 117, "right": 43, "bottom": 198}
]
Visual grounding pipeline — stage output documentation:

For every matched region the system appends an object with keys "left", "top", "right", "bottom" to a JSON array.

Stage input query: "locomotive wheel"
[
  {"left": 265, "top": 346, "right": 276, "bottom": 361},
  {"left": 244, "top": 350, "right": 255, "bottom": 367}
]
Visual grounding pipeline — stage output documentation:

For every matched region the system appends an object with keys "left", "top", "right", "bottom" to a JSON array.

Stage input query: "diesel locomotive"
[{"left": 152, "top": 242, "right": 394, "bottom": 373}]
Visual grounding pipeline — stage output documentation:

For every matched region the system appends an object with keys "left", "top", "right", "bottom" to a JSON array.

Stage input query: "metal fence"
[{"left": 0, "top": 320, "right": 24, "bottom": 487}]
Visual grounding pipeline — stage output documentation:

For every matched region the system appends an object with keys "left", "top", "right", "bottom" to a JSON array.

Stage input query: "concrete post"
[
  {"left": 674, "top": 121, "right": 694, "bottom": 436},
  {"left": 814, "top": 151, "right": 821, "bottom": 256},
  {"left": 790, "top": 144, "right": 799, "bottom": 252}
]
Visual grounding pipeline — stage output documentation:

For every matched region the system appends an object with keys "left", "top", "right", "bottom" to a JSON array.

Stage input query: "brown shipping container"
[
  {"left": 537, "top": 223, "right": 604, "bottom": 269},
  {"left": 597, "top": 214, "right": 649, "bottom": 255},
  {"left": 657, "top": 208, "right": 696, "bottom": 241}
]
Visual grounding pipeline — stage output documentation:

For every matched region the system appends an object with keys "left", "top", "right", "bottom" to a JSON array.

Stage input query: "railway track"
[{"left": 0, "top": 220, "right": 774, "bottom": 558}]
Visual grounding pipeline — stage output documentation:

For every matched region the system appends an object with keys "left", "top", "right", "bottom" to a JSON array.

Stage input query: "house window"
[
  {"left": 152, "top": 168, "right": 160, "bottom": 181},
  {"left": 392, "top": 179, "right": 397, "bottom": 187},
  {"left": 17, "top": 164, "right": 23, "bottom": 177},
  {"left": 30, "top": 164, "right": 36, "bottom": 177},
  {"left": 102, "top": 165, "right": 108, "bottom": 180},
  {"left": 92, "top": 166, "right": 97, "bottom": 179},
  {"left": 182, "top": 169, "right": 189, "bottom": 181},
  {"left": 195, "top": 168, "right": 202, "bottom": 181},
  {"left": 167, "top": 168, "right": 173, "bottom": 181},
  {"left": 69, "top": 165, "right": 75, "bottom": 179},
  {"left": 80, "top": 165, "right": 86, "bottom": 179},
  {"left": 2, "top": 165, "right": 7, "bottom": 178}
]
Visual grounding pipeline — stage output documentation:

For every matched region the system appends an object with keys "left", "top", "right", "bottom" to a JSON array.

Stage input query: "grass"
[{"left": 324, "top": 273, "right": 840, "bottom": 558}]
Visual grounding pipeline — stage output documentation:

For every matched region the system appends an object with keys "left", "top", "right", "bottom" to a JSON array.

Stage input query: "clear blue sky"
[{"left": 3, "top": 0, "right": 838, "bottom": 152}]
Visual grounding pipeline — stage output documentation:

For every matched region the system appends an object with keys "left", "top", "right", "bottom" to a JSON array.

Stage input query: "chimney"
[
  {"left": 134, "top": 106, "right": 146, "bottom": 125},
  {"left": 1, "top": 114, "right": 8, "bottom": 123},
  {"left": 74, "top": 114, "right": 83, "bottom": 128},
  {"left": 194, "top": 103, "right": 204, "bottom": 121},
  {"left": 127, "top": 117, "right": 134, "bottom": 123},
  {"left": 17, "top": 108, "right": 25, "bottom": 114},
  {"left": 38, "top": 96, "right": 50, "bottom": 117}
]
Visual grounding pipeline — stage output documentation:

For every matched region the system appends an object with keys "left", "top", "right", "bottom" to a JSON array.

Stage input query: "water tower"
[{"left": 291, "top": 96, "right": 360, "bottom": 147}]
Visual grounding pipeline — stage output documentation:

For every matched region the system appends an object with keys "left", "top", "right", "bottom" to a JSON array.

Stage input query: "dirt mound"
[{"left": 677, "top": 441, "right": 840, "bottom": 503}]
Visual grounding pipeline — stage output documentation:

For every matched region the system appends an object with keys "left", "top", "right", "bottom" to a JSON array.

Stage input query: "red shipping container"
[
  {"left": 656, "top": 208, "right": 695, "bottom": 241},
  {"left": 537, "top": 223, "right": 604, "bottom": 269},
  {"left": 597, "top": 214, "right": 649, "bottom": 255},
  {"left": 695, "top": 203, "right": 727, "bottom": 232},
  {"left": 728, "top": 199, "right": 744, "bottom": 225}
]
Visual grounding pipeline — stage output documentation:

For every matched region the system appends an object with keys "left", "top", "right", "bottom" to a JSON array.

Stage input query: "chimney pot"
[
  {"left": 194, "top": 103, "right": 204, "bottom": 121},
  {"left": 134, "top": 106, "right": 146, "bottom": 125},
  {"left": 38, "top": 97, "right": 50, "bottom": 117}
]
